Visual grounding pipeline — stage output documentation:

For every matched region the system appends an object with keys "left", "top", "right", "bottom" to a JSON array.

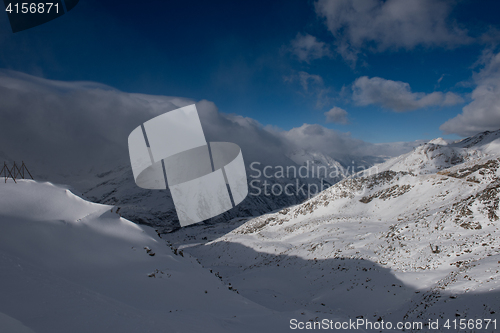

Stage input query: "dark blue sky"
[{"left": 2, "top": 0, "right": 500, "bottom": 143}]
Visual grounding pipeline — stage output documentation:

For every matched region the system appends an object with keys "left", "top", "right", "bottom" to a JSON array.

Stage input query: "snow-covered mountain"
[
  {"left": 2, "top": 130, "right": 499, "bottom": 332},
  {"left": 287, "top": 149, "right": 347, "bottom": 174},
  {"left": 286, "top": 149, "right": 388, "bottom": 181},
  {"left": 0, "top": 180, "right": 306, "bottom": 333},
  {"left": 163, "top": 130, "right": 500, "bottom": 331},
  {"left": 366, "top": 130, "right": 500, "bottom": 176}
]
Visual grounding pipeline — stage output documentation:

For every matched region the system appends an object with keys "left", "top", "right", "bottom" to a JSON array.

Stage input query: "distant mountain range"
[{"left": 79, "top": 139, "right": 418, "bottom": 233}]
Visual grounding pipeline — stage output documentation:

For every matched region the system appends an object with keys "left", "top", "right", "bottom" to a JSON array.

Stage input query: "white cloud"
[
  {"left": 324, "top": 107, "right": 349, "bottom": 124},
  {"left": 284, "top": 71, "right": 332, "bottom": 108},
  {"left": 440, "top": 50, "right": 500, "bottom": 136},
  {"left": 290, "top": 33, "right": 331, "bottom": 63},
  {"left": 280, "top": 124, "right": 366, "bottom": 157},
  {"left": 437, "top": 74, "right": 446, "bottom": 84},
  {"left": 314, "top": 0, "right": 472, "bottom": 65},
  {"left": 278, "top": 123, "right": 420, "bottom": 160},
  {"left": 352, "top": 76, "right": 464, "bottom": 112},
  {"left": 442, "top": 92, "right": 464, "bottom": 106},
  {"left": 0, "top": 70, "right": 195, "bottom": 178},
  {"left": 298, "top": 71, "right": 324, "bottom": 92}
]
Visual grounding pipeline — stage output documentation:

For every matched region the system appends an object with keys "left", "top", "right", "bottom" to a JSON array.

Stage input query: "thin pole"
[
  {"left": 0, "top": 163, "right": 5, "bottom": 183},
  {"left": 3, "top": 162, "right": 16, "bottom": 183},
  {"left": 11, "top": 162, "right": 23, "bottom": 179},
  {"left": 22, "top": 161, "right": 33, "bottom": 180}
]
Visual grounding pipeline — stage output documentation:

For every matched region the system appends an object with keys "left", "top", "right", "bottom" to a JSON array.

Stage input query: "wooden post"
[
  {"left": 11, "top": 162, "right": 23, "bottom": 179},
  {"left": 21, "top": 161, "right": 33, "bottom": 180},
  {"left": 0, "top": 163, "right": 5, "bottom": 183},
  {"left": 2, "top": 162, "right": 16, "bottom": 183},
  {"left": 0, "top": 162, "right": 33, "bottom": 183}
]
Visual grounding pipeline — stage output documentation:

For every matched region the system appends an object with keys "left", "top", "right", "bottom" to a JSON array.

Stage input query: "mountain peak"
[{"left": 452, "top": 129, "right": 500, "bottom": 149}]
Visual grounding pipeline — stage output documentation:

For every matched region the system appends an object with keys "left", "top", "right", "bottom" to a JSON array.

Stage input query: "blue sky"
[{"left": 1, "top": 0, "right": 500, "bottom": 143}]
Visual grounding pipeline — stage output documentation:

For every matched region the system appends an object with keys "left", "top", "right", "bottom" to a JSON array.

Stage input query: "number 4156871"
[
  {"left": 443, "top": 319, "right": 496, "bottom": 330},
  {"left": 5, "top": 3, "right": 59, "bottom": 14}
]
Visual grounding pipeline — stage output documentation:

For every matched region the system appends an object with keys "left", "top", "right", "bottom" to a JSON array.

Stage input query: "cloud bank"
[
  {"left": 314, "top": 0, "right": 472, "bottom": 65},
  {"left": 352, "top": 76, "right": 464, "bottom": 112},
  {"left": 440, "top": 50, "right": 500, "bottom": 136},
  {"left": 0, "top": 70, "right": 196, "bottom": 178},
  {"left": 0, "top": 70, "right": 419, "bottom": 184}
]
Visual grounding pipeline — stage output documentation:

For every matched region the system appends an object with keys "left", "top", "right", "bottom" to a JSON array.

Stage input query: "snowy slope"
[
  {"left": 0, "top": 180, "right": 304, "bottom": 333},
  {"left": 164, "top": 131, "right": 500, "bottom": 331}
]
